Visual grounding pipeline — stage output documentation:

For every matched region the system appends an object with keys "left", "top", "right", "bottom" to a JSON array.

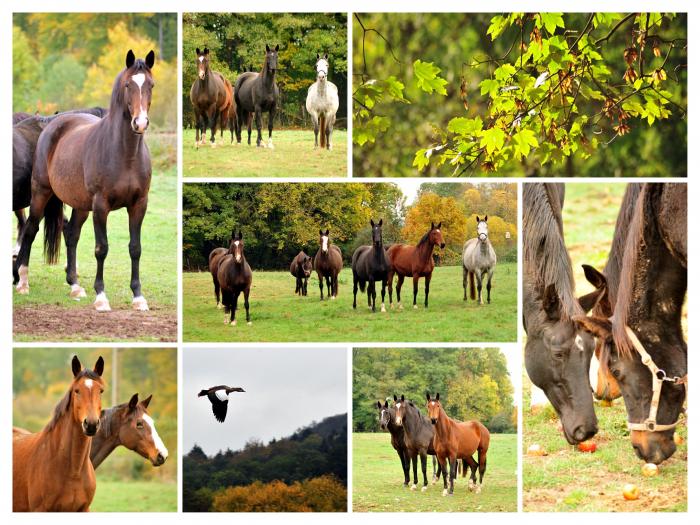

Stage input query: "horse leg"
[
  {"left": 380, "top": 278, "right": 387, "bottom": 313},
  {"left": 208, "top": 106, "right": 219, "bottom": 146},
  {"left": 477, "top": 449, "right": 487, "bottom": 492},
  {"left": 295, "top": 276, "right": 301, "bottom": 295},
  {"left": 319, "top": 272, "right": 325, "bottom": 301},
  {"left": 244, "top": 286, "right": 251, "bottom": 325},
  {"left": 213, "top": 276, "right": 221, "bottom": 307},
  {"left": 13, "top": 209, "right": 26, "bottom": 257},
  {"left": 368, "top": 278, "right": 375, "bottom": 311},
  {"left": 14, "top": 190, "right": 52, "bottom": 293},
  {"left": 399, "top": 450, "right": 410, "bottom": 486},
  {"left": 332, "top": 272, "right": 338, "bottom": 299},
  {"left": 486, "top": 268, "right": 493, "bottom": 304},
  {"left": 396, "top": 274, "right": 404, "bottom": 309},
  {"left": 127, "top": 199, "right": 149, "bottom": 310},
  {"left": 352, "top": 272, "right": 357, "bottom": 309},
  {"left": 476, "top": 271, "right": 484, "bottom": 305},
  {"left": 64, "top": 209, "right": 89, "bottom": 299},
  {"left": 325, "top": 275, "right": 331, "bottom": 299},
  {"left": 193, "top": 109, "right": 200, "bottom": 147},
  {"left": 92, "top": 197, "right": 111, "bottom": 311},
  {"left": 420, "top": 452, "right": 428, "bottom": 491},
  {"left": 247, "top": 113, "right": 253, "bottom": 145},
  {"left": 254, "top": 106, "right": 264, "bottom": 147},
  {"left": 411, "top": 454, "right": 418, "bottom": 490},
  {"left": 462, "top": 266, "right": 468, "bottom": 301},
  {"left": 440, "top": 456, "right": 449, "bottom": 496},
  {"left": 424, "top": 272, "right": 432, "bottom": 308},
  {"left": 310, "top": 113, "right": 319, "bottom": 148},
  {"left": 302, "top": 276, "right": 308, "bottom": 296},
  {"left": 229, "top": 290, "right": 240, "bottom": 325},
  {"left": 465, "top": 455, "right": 478, "bottom": 491},
  {"left": 235, "top": 109, "right": 243, "bottom": 144},
  {"left": 326, "top": 115, "right": 334, "bottom": 150},
  {"left": 267, "top": 107, "right": 275, "bottom": 148},
  {"left": 387, "top": 269, "right": 394, "bottom": 308},
  {"left": 448, "top": 456, "right": 457, "bottom": 495},
  {"left": 412, "top": 274, "right": 420, "bottom": 309}
]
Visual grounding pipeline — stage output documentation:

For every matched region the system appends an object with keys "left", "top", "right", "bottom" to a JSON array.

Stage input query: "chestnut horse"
[
  {"left": 387, "top": 222, "right": 445, "bottom": 309},
  {"left": 426, "top": 393, "right": 490, "bottom": 496},
  {"left": 13, "top": 356, "right": 105, "bottom": 512},
  {"left": 217, "top": 230, "right": 253, "bottom": 325},
  {"left": 209, "top": 246, "right": 228, "bottom": 308},
  {"left": 314, "top": 228, "right": 343, "bottom": 300},
  {"left": 14, "top": 50, "right": 156, "bottom": 312}
]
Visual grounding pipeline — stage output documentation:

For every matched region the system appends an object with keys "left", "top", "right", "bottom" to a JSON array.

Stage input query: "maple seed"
[
  {"left": 624, "top": 47, "right": 638, "bottom": 65},
  {"left": 623, "top": 67, "right": 638, "bottom": 84},
  {"left": 651, "top": 68, "right": 667, "bottom": 84},
  {"left": 614, "top": 121, "right": 631, "bottom": 136},
  {"left": 653, "top": 41, "right": 662, "bottom": 58},
  {"left": 530, "top": 27, "right": 542, "bottom": 46},
  {"left": 460, "top": 76, "right": 468, "bottom": 111}
]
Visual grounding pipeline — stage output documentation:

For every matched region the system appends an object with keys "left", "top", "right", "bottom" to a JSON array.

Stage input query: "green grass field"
[
  {"left": 182, "top": 129, "right": 347, "bottom": 177},
  {"left": 182, "top": 263, "right": 517, "bottom": 342},
  {"left": 91, "top": 479, "right": 177, "bottom": 512},
  {"left": 13, "top": 152, "right": 178, "bottom": 342},
  {"left": 352, "top": 433, "right": 517, "bottom": 512}
]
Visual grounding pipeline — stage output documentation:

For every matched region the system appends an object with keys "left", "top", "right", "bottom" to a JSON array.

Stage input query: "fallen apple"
[
  {"left": 577, "top": 440, "right": 597, "bottom": 453},
  {"left": 641, "top": 463, "right": 659, "bottom": 477},
  {"left": 527, "top": 444, "right": 546, "bottom": 456},
  {"left": 674, "top": 433, "right": 684, "bottom": 445},
  {"left": 623, "top": 483, "right": 640, "bottom": 501}
]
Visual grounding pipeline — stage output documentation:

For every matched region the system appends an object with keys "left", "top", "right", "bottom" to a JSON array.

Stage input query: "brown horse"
[
  {"left": 209, "top": 246, "right": 228, "bottom": 308},
  {"left": 290, "top": 250, "right": 313, "bottom": 296},
  {"left": 426, "top": 393, "right": 490, "bottom": 496},
  {"left": 387, "top": 222, "right": 445, "bottom": 309},
  {"left": 217, "top": 230, "right": 253, "bottom": 325},
  {"left": 13, "top": 356, "right": 105, "bottom": 512},
  {"left": 14, "top": 50, "right": 156, "bottom": 312},
  {"left": 190, "top": 47, "right": 236, "bottom": 147},
  {"left": 314, "top": 228, "right": 343, "bottom": 300}
]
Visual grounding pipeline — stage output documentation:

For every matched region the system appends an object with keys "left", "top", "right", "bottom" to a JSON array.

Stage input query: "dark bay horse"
[
  {"left": 209, "top": 246, "right": 228, "bottom": 308},
  {"left": 190, "top": 47, "right": 236, "bottom": 148},
  {"left": 234, "top": 44, "right": 280, "bottom": 148},
  {"left": 13, "top": 356, "right": 105, "bottom": 511},
  {"left": 290, "top": 251, "right": 313, "bottom": 296},
  {"left": 352, "top": 219, "right": 390, "bottom": 313},
  {"left": 387, "top": 222, "right": 445, "bottom": 309},
  {"left": 377, "top": 400, "right": 411, "bottom": 486},
  {"left": 426, "top": 393, "right": 489, "bottom": 496},
  {"left": 217, "top": 230, "right": 253, "bottom": 325},
  {"left": 14, "top": 50, "right": 155, "bottom": 312},
  {"left": 13, "top": 111, "right": 33, "bottom": 124},
  {"left": 314, "top": 228, "right": 343, "bottom": 300},
  {"left": 462, "top": 216, "right": 497, "bottom": 304},
  {"left": 574, "top": 183, "right": 687, "bottom": 464},
  {"left": 522, "top": 183, "right": 604, "bottom": 444}
]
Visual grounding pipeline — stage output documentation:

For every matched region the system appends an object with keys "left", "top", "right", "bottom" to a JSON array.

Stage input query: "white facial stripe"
[
  {"left": 431, "top": 401, "right": 435, "bottom": 406},
  {"left": 198, "top": 56, "right": 204, "bottom": 63},
  {"left": 84, "top": 379, "right": 93, "bottom": 389},
  {"left": 132, "top": 73, "right": 145, "bottom": 89},
  {"left": 575, "top": 334, "right": 585, "bottom": 351},
  {"left": 436, "top": 229, "right": 440, "bottom": 233},
  {"left": 396, "top": 403, "right": 401, "bottom": 409},
  {"left": 234, "top": 240, "right": 240, "bottom": 246},
  {"left": 143, "top": 414, "right": 168, "bottom": 457},
  {"left": 589, "top": 353, "right": 601, "bottom": 391},
  {"left": 322, "top": 236, "right": 328, "bottom": 251}
]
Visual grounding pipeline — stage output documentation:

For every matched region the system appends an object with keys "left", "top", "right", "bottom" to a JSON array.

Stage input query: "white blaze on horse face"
[
  {"left": 84, "top": 379, "right": 94, "bottom": 390},
  {"left": 575, "top": 334, "right": 585, "bottom": 351},
  {"left": 143, "top": 414, "right": 169, "bottom": 458},
  {"left": 131, "top": 73, "right": 149, "bottom": 131},
  {"left": 234, "top": 240, "right": 242, "bottom": 262},
  {"left": 321, "top": 235, "right": 329, "bottom": 252},
  {"left": 589, "top": 352, "right": 601, "bottom": 393}
]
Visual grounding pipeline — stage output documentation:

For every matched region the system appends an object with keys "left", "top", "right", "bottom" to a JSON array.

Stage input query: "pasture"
[
  {"left": 92, "top": 480, "right": 177, "bottom": 512},
  {"left": 352, "top": 433, "right": 517, "bottom": 512},
  {"left": 182, "top": 263, "right": 517, "bottom": 342},
  {"left": 182, "top": 129, "right": 347, "bottom": 178},
  {"left": 13, "top": 134, "right": 177, "bottom": 342}
]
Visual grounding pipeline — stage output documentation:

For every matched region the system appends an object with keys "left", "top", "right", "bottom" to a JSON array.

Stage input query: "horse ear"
[
  {"left": 484, "top": 215, "right": 488, "bottom": 222},
  {"left": 128, "top": 393, "right": 139, "bottom": 411},
  {"left": 325, "top": 229, "right": 329, "bottom": 235},
  {"left": 426, "top": 392, "right": 431, "bottom": 401},
  {"left": 476, "top": 216, "right": 480, "bottom": 223},
  {"left": 266, "top": 44, "right": 270, "bottom": 52},
  {"left": 238, "top": 230, "right": 243, "bottom": 240},
  {"left": 542, "top": 284, "right": 561, "bottom": 321},
  {"left": 400, "top": 394, "right": 405, "bottom": 402},
  {"left": 383, "top": 400, "right": 389, "bottom": 408},
  {"left": 431, "top": 221, "right": 435, "bottom": 229},
  {"left": 141, "top": 394, "right": 153, "bottom": 409},
  {"left": 204, "top": 48, "right": 209, "bottom": 55},
  {"left": 319, "top": 229, "right": 323, "bottom": 236},
  {"left": 145, "top": 50, "right": 155, "bottom": 69},
  {"left": 437, "top": 222, "right": 442, "bottom": 229},
  {"left": 376, "top": 401, "right": 382, "bottom": 409},
  {"left": 71, "top": 355, "right": 82, "bottom": 377},
  {"left": 573, "top": 315, "right": 612, "bottom": 340},
  {"left": 393, "top": 394, "right": 398, "bottom": 402},
  {"left": 275, "top": 44, "right": 279, "bottom": 52},
  {"left": 578, "top": 288, "right": 606, "bottom": 313},
  {"left": 317, "top": 53, "right": 320, "bottom": 60},
  {"left": 582, "top": 264, "right": 607, "bottom": 290},
  {"left": 370, "top": 219, "right": 375, "bottom": 227},
  {"left": 126, "top": 50, "right": 136, "bottom": 69},
  {"left": 324, "top": 53, "right": 328, "bottom": 60},
  {"left": 231, "top": 228, "right": 236, "bottom": 240},
  {"left": 196, "top": 47, "right": 201, "bottom": 55},
  {"left": 94, "top": 356, "right": 105, "bottom": 377},
  {"left": 379, "top": 219, "right": 383, "bottom": 226},
  {"left": 436, "top": 393, "right": 440, "bottom": 401}
]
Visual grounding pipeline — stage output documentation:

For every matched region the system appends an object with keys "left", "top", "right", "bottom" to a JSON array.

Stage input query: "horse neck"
[
  {"left": 316, "top": 76, "right": 327, "bottom": 97},
  {"left": 416, "top": 238, "right": 435, "bottom": 265},
  {"left": 402, "top": 406, "right": 422, "bottom": 438},
  {"left": 48, "top": 412, "right": 92, "bottom": 477},
  {"left": 479, "top": 239, "right": 490, "bottom": 257},
  {"left": 434, "top": 406, "right": 452, "bottom": 439},
  {"left": 371, "top": 243, "right": 384, "bottom": 263},
  {"left": 103, "top": 111, "right": 145, "bottom": 157},
  {"left": 261, "top": 60, "right": 276, "bottom": 87},
  {"left": 90, "top": 408, "right": 122, "bottom": 468}
]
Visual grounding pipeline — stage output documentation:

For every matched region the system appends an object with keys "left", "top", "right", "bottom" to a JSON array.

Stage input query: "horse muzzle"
[
  {"left": 440, "top": 243, "right": 446, "bottom": 249},
  {"left": 198, "top": 71, "right": 206, "bottom": 80},
  {"left": 131, "top": 114, "right": 149, "bottom": 134},
  {"left": 152, "top": 452, "right": 167, "bottom": 466},
  {"left": 82, "top": 419, "right": 99, "bottom": 436},
  {"left": 430, "top": 418, "right": 438, "bottom": 425},
  {"left": 479, "top": 234, "right": 487, "bottom": 242}
]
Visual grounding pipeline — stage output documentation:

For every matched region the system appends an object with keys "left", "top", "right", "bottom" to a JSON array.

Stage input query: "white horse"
[
  {"left": 305, "top": 53, "right": 339, "bottom": 150},
  {"left": 462, "top": 216, "right": 497, "bottom": 304}
]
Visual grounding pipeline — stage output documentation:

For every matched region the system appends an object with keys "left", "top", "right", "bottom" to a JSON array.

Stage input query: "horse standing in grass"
[
  {"left": 234, "top": 44, "right": 279, "bottom": 148},
  {"left": 209, "top": 246, "right": 228, "bottom": 308},
  {"left": 14, "top": 50, "right": 156, "bottom": 312},
  {"left": 426, "top": 393, "right": 490, "bottom": 496},
  {"left": 290, "top": 251, "right": 313, "bottom": 296},
  {"left": 305, "top": 53, "right": 339, "bottom": 150},
  {"left": 190, "top": 47, "right": 236, "bottom": 148},
  {"left": 377, "top": 400, "right": 411, "bottom": 486},
  {"left": 387, "top": 222, "right": 445, "bottom": 309},
  {"left": 217, "top": 230, "right": 253, "bottom": 326},
  {"left": 462, "top": 216, "right": 497, "bottom": 304},
  {"left": 13, "top": 356, "right": 105, "bottom": 511},
  {"left": 314, "top": 229, "right": 343, "bottom": 300},
  {"left": 352, "top": 219, "right": 390, "bottom": 313}
]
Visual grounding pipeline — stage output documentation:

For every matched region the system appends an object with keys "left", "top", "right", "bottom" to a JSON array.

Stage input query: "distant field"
[
  {"left": 183, "top": 263, "right": 517, "bottom": 342},
  {"left": 352, "top": 433, "right": 517, "bottom": 512},
  {"left": 182, "top": 129, "right": 347, "bottom": 178},
  {"left": 91, "top": 479, "right": 177, "bottom": 512}
]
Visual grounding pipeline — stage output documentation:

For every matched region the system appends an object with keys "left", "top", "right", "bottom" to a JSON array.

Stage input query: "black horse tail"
[
  {"left": 319, "top": 113, "right": 326, "bottom": 148},
  {"left": 469, "top": 271, "right": 476, "bottom": 300},
  {"left": 43, "top": 195, "right": 64, "bottom": 265}
]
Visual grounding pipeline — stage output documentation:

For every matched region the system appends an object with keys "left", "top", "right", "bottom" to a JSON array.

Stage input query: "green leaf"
[
  {"left": 385, "top": 75, "right": 409, "bottom": 103},
  {"left": 513, "top": 128, "right": 539, "bottom": 158},
  {"left": 447, "top": 116, "right": 483, "bottom": 136},
  {"left": 539, "top": 13, "right": 564, "bottom": 35},
  {"left": 413, "top": 59, "right": 448, "bottom": 96},
  {"left": 480, "top": 127, "right": 506, "bottom": 155},
  {"left": 479, "top": 78, "right": 500, "bottom": 97},
  {"left": 413, "top": 148, "right": 430, "bottom": 170},
  {"left": 494, "top": 63, "right": 516, "bottom": 81},
  {"left": 487, "top": 15, "right": 509, "bottom": 41}
]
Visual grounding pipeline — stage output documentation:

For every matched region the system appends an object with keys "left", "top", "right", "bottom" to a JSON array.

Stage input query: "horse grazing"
[
  {"left": 209, "top": 246, "right": 228, "bottom": 308},
  {"left": 234, "top": 44, "right": 280, "bottom": 148},
  {"left": 290, "top": 251, "right": 313, "bottom": 296},
  {"left": 387, "top": 221, "right": 445, "bottom": 309},
  {"left": 522, "top": 183, "right": 604, "bottom": 444},
  {"left": 217, "top": 230, "right": 253, "bottom": 326},
  {"left": 14, "top": 50, "right": 156, "bottom": 313},
  {"left": 305, "top": 53, "right": 339, "bottom": 149},
  {"left": 462, "top": 216, "right": 497, "bottom": 304},
  {"left": 574, "top": 183, "right": 687, "bottom": 464},
  {"left": 352, "top": 219, "right": 390, "bottom": 313},
  {"left": 314, "top": 228, "right": 343, "bottom": 300},
  {"left": 426, "top": 393, "right": 490, "bottom": 496},
  {"left": 190, "top": 47, "right": 236, "bottom": 148},
  {"left": 13, "top": 356, "right": 105, "bottom": 511}
]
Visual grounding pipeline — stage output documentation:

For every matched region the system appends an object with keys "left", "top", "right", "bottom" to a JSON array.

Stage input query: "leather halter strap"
[{"left": 624, "top": 326, "right": 686, "bottom": 432}]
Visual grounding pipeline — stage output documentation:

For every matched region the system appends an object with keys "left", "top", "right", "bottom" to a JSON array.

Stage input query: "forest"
[
  {"left": 353, "top": 13, "right": 687, "bottom": 177},
  {"left": 182, "top": 182, "right": 517, "bottom": 270},
  {"left": 183, "top": 414, "right": 347, "bottom": 512},
  {"left": 353, "top": 348, "right": 516, "bottom": 434},
  {"left": 182, "top": 12, "right": 347, "bottom": 129}
]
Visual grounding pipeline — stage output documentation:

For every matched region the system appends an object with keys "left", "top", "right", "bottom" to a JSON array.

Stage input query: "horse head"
[
  {"left": 302, "top": 255, "right": 313, "bottom": 277},
  {"left": 265, "top": 44, "right": 279, "bottom": 74},
  {"left": 195, "top": 47, "right": 210, "bottom": 80},
  {"left": 426, "top": 392, "right": 441, "bottom": 424},
  {"left": 319, "top": 229, "right": 330, "bottom": 254},
  {"left": 370, "top": 219, "right": 384, "bottom": 249},
  {"left": 315, "top": 53, "right": 329, "bottom": 81},
  {"left": 393, "top": 394, "right": 408, "bottom": 427},
  {"left": 119, "top": 394, "right": 168, "bottom": 466},
  {"left": 430, "top": 221, "right": 445, "bottom": 249},
  {"left": 228, "top": 229, "right": 245, "bottom": 264},
  {"left": 70, "top": 355, "right": 106, "bottom": 437},
  {"left": 376, "top": 400, "right": 393, "bottom": 430},
  {"left": 123, "top": 49, "right": 155, "bottom": 134},
  {"left": 476, "top": 215, "right": 489, "bottom": 243}
]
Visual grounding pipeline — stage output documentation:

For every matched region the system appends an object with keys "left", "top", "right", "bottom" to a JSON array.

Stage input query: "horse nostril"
[{"left": 156, "top": 453, "right": 165, "bottom": 465}]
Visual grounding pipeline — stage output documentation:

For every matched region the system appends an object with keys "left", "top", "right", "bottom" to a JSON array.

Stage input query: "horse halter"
[
  {"left": 316, "top": 60, "right": 329, "bottom": 79},
  {"left": 624, "top": 326, "right": 687, "bottom": 432}
]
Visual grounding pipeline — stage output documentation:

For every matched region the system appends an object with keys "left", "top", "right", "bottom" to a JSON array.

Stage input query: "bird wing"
[{"left": 207, "top": 392, "right": 228, "bottom": 423}]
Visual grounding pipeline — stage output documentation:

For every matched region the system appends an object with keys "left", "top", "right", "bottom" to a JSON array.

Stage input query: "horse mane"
[
  {"left": 416, "top": 229, "right": 431, "bottom": 248},
  {"left": 100, "top": 402, "right": 129, "bottom": 436},
  {"left": 109, "top": 60, "right": 151, "bottom": 118},
  {"left": 43, "top": 370, "right": 104, "bottom": 433},
  {"left": 523, "top": 183, "right": 582, "bottom": 320}
]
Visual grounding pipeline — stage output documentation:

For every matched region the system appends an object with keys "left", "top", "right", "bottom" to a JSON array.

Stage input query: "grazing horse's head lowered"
[
  {"left": 265, "top": 44, "right": 279, "bottom": 74},
  {"left": 476, "top": 216, "right": 489, "bottom": 242},
  {"left": 195, "top": 47, "right": 210, "bottom": 80},
  {"left": 319, "top": 229, "right": 331, "bottom": 254},
  {"left": 370, "top": 219, "right": 384, "bottom": 249},
  {"left": 121, "top": 49, "right": 155, "bottom": 134},
  {"left": 315, "top": 53, "right": 329, "bottom": 81},
  {"left": 66, "top": 356, "right": 106, "bottom": 437},
  {"left": 228, "top": 230, "right": 244, "bottom": 263},
  {"left": 425, "top": 392, "right": 442, "bottom": 424}
]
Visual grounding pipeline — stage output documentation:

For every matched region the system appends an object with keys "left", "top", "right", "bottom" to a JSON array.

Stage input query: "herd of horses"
[
  {"left": 524, "top": 183, "right": 687, "bottom": 465},
  {"left": 13, "top": 356, "right": 168, "bottom": 511},
  {"left": 376, "top": 394, "right": 490, "bottom": 497},
  {"left": 207, "top": 217, "right": 498, "bottom": 325},
  {"left": 190, "top": 45, "right": 339, "bottom": 150}
]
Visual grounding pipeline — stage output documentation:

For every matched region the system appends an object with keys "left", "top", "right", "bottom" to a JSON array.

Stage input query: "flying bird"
[{"left": 198, "top": 385, "right": 245, "bottom": 422}]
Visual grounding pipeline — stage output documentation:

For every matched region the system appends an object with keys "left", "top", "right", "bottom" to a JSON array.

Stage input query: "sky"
[{"left": 183, "top": 347, "right": 347, "bottom": 455}]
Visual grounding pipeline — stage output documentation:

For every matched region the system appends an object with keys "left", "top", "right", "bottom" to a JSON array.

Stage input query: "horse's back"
[{"left": 209, "top": 248, "right": 228, "bottom": 277}]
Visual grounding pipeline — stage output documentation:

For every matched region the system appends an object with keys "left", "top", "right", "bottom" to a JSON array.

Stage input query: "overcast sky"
[{"left": 183, "top": 347, "right": 347, "bottom": 456}]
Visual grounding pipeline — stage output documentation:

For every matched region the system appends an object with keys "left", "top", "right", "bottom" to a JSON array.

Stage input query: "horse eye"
[
  {"left": 100, "top": 389, "right": 104, "bottom": 394},
  {"left": 74, "top": 389, "right": 80, "bottom": 395},
  {"left": 612, "top": 369, "right": 621, "bottom": 379},
  {"left": 136, "top": 421, "right": 144, "bottom": 429}
]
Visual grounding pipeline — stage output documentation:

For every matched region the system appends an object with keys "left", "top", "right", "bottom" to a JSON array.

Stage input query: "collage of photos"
[{"left": 7, "top": 7, "right": 689, "bottom": 519}]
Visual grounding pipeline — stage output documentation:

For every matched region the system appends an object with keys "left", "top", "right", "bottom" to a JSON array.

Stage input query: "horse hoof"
[
  {"left": 16, "top": 283, "right": 29, "bottom": 295},
  {"left": 132, "top": 296, "right": 149, "bottom": 311},
  {"left": 94, "top": 293, "right": 111, "bottom": 312},
  {"left": 381, "top": 304, "right": 386, "bottom": 313},
  {"left": 231, "top": 319, "right": 237, "bottom": 326},
  {"left": 442, "top": 489, "right": 448, "bottom": 497},
  {"left": 398, "top": 304, "right": 403, "bottom": 310},
  {"left": 70, "top": 285, "right": 87, "bottom": 300},
  {"left": 475, "top": 485, "right": 482, "bottom": 494},
  {"left": 410, "top": 484, "right": 417, "bottom": 491},
  {"left": 421, "top": 486, "right": 428, "bottom": 492},
  {"left": 331, "top": 295, "right": 336, "bottom": 300},
  {"left": 413, "top": 304, "right": 418, "bottom": 309},
  {"left": 267, "top": 140, "right": 274, "bottom": 149},
  {"left": 247, "top": 321, "right": 252, "bottom": 326},
  {"left": 217, "top": 303, "right": 223, "bottom": 309}
]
